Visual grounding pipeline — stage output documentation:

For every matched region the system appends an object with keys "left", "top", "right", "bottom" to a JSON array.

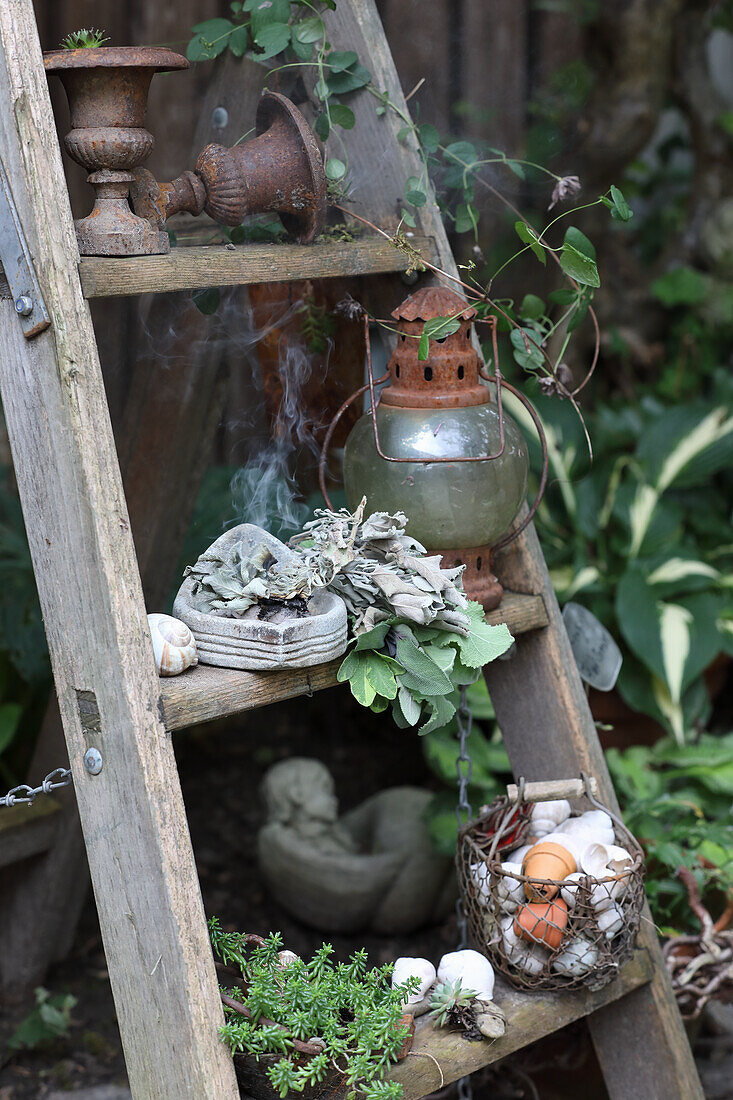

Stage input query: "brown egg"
[
  {"left": 514, "top": 898, "right": 568, "bottom": 951},
  {"left": 522, "top": 841, "right": 577, "bottom": 900}
]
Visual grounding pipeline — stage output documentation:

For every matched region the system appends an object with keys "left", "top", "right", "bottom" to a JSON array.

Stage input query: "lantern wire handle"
[{"left": 318, "top": 364, "right": 390, "bottom": 510}]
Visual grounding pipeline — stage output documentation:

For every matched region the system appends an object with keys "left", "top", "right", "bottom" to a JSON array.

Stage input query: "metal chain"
[
  {"left": 0, "top": 767, "right": 72, "bottom": 808},
  {"left": 454, "top": 686, "right": 475, "bottom": 1100}
]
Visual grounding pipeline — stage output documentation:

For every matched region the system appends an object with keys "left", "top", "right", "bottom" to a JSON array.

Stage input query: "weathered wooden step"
[
  {"left": 391, "top": 951, "right": 654, "bottom": 1100},
  {"left": 159, "top": 591, "right": 548, "bottom": 732},
  {"left": 0, "top": 796, "right": 61, "bottom": 869},
  {"left": 79, "top": 236, "right": 434, "bottom": 299}
]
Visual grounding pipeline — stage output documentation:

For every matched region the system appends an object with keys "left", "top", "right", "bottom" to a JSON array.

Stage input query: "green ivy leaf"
[
  {"left": 651, "top": 267, "right": 708, "bottom": 307},
  {"left": 400, "top": 208, "right": 416, "bottom": 228},
  {"left": 293, "top": 16, "right": 324, "bottom": 44},
  {"left": 559, "top": 242, "right": 600, "bottom": 287},
  {"left": 454, "top": 202, "right": 478, "bottom": 234},
  {"left": 327, "top": 49, "right": 359, "bottom": 72},
  {"left": 188, "top": 19, "right": 235, "bottom": 60},
  {"left": 418, "top": 122, "right": 440, "bottom": 153},
  {"left": 327, "top": 63, "right": 371, "bottom": 95},
  {"left": 610, "top": 184, "right": 633, "bottom": 221},
  {"left": 254, "top": 22, "right": 291, "bottom": 58},
  {"left": 423, "top": 315, "right": 462, "bottom": 340},
  {"left": 248, "top": 0, "right": 290, "bottom": 33},
  {"left": 519, "top": 293, "right": 545, "bottom": 320},
  {"left": 193, "top": 288, "right": 221, "bottom": 315},
  {"left": 325, "top": 158, "right": 346, "bottom": 181},
  {"left": 563, "top": 225, "right": 596, "bottom": 260},
  {"left": 514, "top": 220, "right": 546, "bottom": 264},
  {"left": 330, "top": 104, "right": 355, "bottom": 129},
  {"left": 406, "top": 188, "right": 427, "bottom": 207},
  {"left": 314, "top": 112, "right": 330, "bottom": 141},
  {"left": 418, "top": 332, "right": 429, "bottom": 360}
]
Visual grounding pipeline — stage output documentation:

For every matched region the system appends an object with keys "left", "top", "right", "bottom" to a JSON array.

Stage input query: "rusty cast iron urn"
[
  {"left": 44, "top": 46, "right": 189, "bottom": 256},
  {"left": 341, "top": 288, "right": 531, "bottom": 609},
  {"left": 129, "top": 91, "right": 327, "bottom": 244}
]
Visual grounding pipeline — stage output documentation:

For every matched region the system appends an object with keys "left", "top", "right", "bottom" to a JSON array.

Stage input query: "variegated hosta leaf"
[
  {"left": 658, "top": 602, "right": 693, "bottom": 705},
  {"left": 647, "top": 558, "right": 720, "bottom": 587}
]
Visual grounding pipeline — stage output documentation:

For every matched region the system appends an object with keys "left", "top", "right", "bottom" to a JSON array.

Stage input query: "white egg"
[
  {"left": 497, "top": 862, "right": 524, "bottom": 912},
  {"left": 392, "top": 957, "right": 436, "bottom": 1006},
  {"left": 597, "top": 904, "right": 624, "bottom": 939},
  {"left": 438, "top": 949, "right": 495, "bottom": 1001},
  {"left": 551, "top": 937, "right": 599, "bottom": 978}
]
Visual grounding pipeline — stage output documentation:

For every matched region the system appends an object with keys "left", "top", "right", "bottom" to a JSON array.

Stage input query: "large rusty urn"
[
  {"left": 130, "top": 92, "right": 327, "bottom": 244},
  {"left": 44, "top": 47, "right": 189, "bottom": 256}
]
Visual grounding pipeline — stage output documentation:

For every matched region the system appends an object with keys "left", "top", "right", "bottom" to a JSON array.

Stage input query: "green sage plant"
[{"left": 210, "top": 923, "right": 412, "bottom": 1100}]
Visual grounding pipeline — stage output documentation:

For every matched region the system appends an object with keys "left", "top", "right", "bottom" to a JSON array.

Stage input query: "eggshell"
[
  {"left": 437, "top": 949, "right": 495, "bottom": 1001},
  {"left": 392, "top": 957, "right": 436, "bottom": 1006},
  {"left": 559, "top": 871, "right": 586, "bottom": 910},
  {"left": 581, "top": 842, "right": 633, "bottom": 879},
  {"left": 523, "top": 841, "right": 577, "bottom": 899},
  {"left": 542, "top": 831, "right": 586, "bottom": 865},
  {"left": 590, "top": 881, "right": 624, "bottom": 910},
  {"left": 597, "top": 904, "right": 624, "bottom": 940},
  {"left": 551, "top": 937, "right": 599, "bottom": 978},
  {"left": 514, "top": 898, "right": 568, "bottom": 951},
  {"left": 496, "top": 862, "right": 524, "bottom": 912}
]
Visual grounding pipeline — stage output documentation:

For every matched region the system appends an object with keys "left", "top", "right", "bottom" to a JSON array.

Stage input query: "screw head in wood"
[{"left": 84, "top": 747, "right": 103, "bottom": 775}]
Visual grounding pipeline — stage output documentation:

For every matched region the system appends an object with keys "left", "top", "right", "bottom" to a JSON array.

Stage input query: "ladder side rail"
[
  {"left": 330, "top": 3, "right": 703, "bottom": 1097},
  {"left": 483, "top": 523, "right": 704, "bottom": 1100},
  {"left": 0, "top": 3, "right": 237, "bottom": 1096}
]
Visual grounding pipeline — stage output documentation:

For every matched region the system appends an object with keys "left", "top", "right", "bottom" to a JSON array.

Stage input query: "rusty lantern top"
[{"left": 381, "top": 287, "right": 490, "bottom": 409}]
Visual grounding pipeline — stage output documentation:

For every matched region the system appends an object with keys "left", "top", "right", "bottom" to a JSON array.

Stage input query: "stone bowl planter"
[{"left": 173, "top": 525, "right": 348, "bottom": 671}]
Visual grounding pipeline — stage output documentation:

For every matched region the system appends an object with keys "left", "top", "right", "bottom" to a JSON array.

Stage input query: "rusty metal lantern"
[{"left": 319, "top": 287, "right": 548, "bottom": 610}]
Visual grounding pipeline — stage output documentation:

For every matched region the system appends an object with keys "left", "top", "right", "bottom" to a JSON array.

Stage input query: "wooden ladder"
[{"left": 0, "top": 1, "right": 702, "bottom": 1097}]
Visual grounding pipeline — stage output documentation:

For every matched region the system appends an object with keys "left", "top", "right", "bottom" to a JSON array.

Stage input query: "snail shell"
[{"left": 148, "top": 613, "right": 198, "bottom": 676}]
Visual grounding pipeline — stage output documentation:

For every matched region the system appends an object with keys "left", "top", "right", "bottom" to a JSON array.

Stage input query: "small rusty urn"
[
  {"left": 339, "top": 288, "right": 535, "bottom": 610},
  {"left": 130, "top": 92, "right": 327, "bottom": 244},
  {"left": 44, "top": 46, "right": 189, "bottom": 256}
]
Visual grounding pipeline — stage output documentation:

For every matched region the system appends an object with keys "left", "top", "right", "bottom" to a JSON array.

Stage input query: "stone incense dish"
[{"left": 173, "top": 525, "right": 347, "bottom": 671}]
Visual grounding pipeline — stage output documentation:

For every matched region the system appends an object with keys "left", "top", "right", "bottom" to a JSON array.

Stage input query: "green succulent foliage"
[
  {"left": 428, "top": 979, "right": 476, "bottom": 1028},
  {"left": 607, "top": 734, "right": 733, "bottom": 934},
  {"left": 337, "top": 603, "right": 513, "bottom": 735},
  {"left": 510, "top": 370, "right": 733, "bottom": 743},
  {"left": 60, "top": 28, "right": 108, "bottom": 49},
  {"left": 210, "top": 922, "right": 415, "bottom": 1098}
]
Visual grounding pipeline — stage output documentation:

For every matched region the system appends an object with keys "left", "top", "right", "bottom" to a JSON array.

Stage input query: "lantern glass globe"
[{"left": 343, "top": 402, "right": 529, "bottom": 549}]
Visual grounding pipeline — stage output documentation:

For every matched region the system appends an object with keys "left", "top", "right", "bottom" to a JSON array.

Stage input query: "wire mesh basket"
[{"left": 457, "top": 775, "right": 646, "bottom": 992}]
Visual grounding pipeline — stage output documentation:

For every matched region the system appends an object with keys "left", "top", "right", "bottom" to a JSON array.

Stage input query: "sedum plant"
[{"left": 210, "top": 923, "right": 414, "bottom": 1100}]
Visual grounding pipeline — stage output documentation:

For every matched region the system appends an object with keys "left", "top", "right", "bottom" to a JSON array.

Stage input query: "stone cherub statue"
[{"left": 257, "top": 758, "right": 456, "bottom": 934}]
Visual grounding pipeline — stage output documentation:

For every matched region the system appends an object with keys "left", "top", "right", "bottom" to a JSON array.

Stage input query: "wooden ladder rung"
[
  {"left": 78, "top": 236, "right": 435, "bottom": 299},
  {"left": 391, "top": 951, "right": 654, "bottom": 1100},
  {"left": 0, "top": 796, "right": 62, "bottom": 869},
  {"left": 159, "top": 592, "right": 549, "bottom": 732}
]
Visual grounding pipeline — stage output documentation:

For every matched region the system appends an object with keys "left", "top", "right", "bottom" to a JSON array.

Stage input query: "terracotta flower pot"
[
  {"left": 514, "top": 898, "right": 569, "bottom": 951},
  {"left": 523, "top": 841, "right": 577, "bottom": 900}
]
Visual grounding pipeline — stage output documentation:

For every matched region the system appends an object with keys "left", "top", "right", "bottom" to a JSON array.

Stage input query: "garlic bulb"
[
  {"left": 597, "top": 904, "right": 624, "bottom": 939},
  {"left": 392, "top": 957, "right": 436, "bottom": 1006},
  {"left": 497, "top": 862, "right": 524, "bottom": 912},
  {"left": 470, "top": 861, "right": 491, "bottom": 907},
  {"left": 551, "top": 937, "right": 598, "bottom": 977},
  {"left": 148, "top": 613, "right": 198, "bottom": 676},
  {"left": 559, "top": 871, "right": 586, "bottom": 910},
  {"left": 530, "top": 799, "right": 571, "bottom": 827},
  {"left": 437, "top": 949, "right": 495, "bottom": 1001},
  {"left": 499, "top": 915, "right": 547, "bottom": 975}
]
